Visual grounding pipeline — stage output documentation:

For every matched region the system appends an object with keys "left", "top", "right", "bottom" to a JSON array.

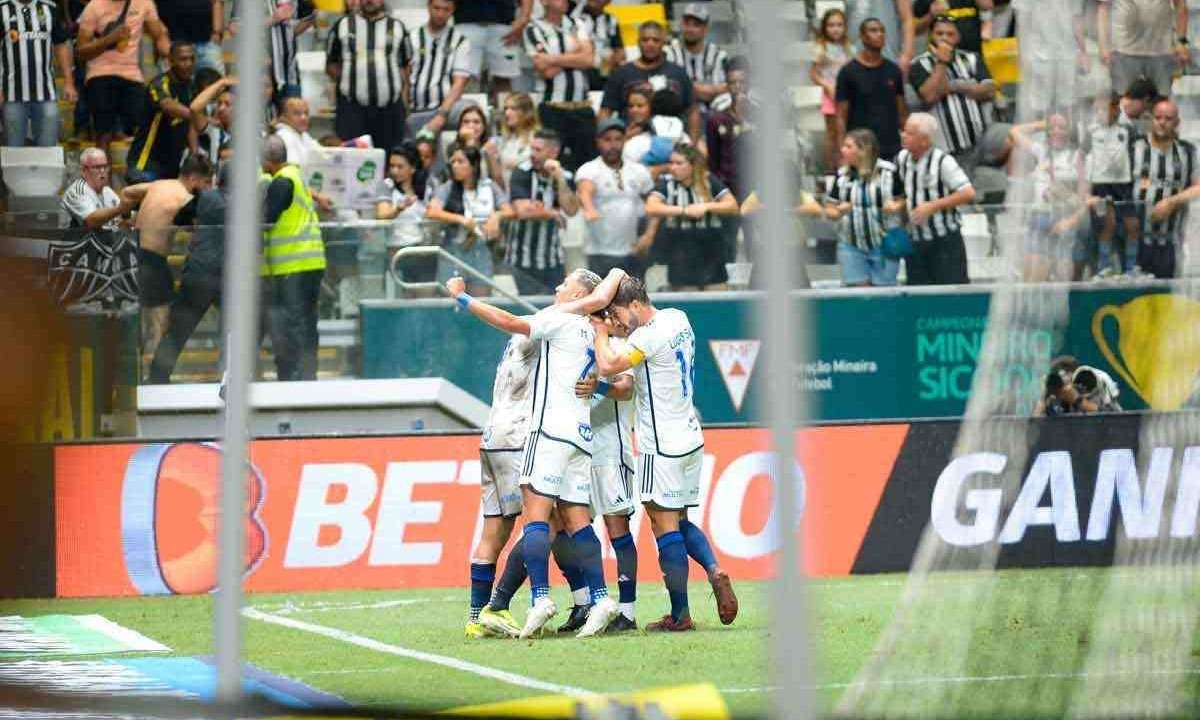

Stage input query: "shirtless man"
[{"left": 122, "top": 155, "right": 214, "bottom": 360}]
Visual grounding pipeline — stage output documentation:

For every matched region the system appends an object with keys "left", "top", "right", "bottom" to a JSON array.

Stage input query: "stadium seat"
[
  {"left": 608, "top": 3, "right": 668, "bottom": 47},
  {"left": 982, "top": 39, "right": 1021, "bottom": 86},
  {"left": 961, "top": 213, "right": 992, "bottom": 260},
  {"left": 1173, "top": 75, "right": 1200, "bottom": 97},
  {"left": 587, "top": 91, "right": 603, "bottom": 116},
  {"left": 297, "top": 51, "right": 332, "bottom": 114},
  {"left": 459, "top": 93, "right": 491, "bottom": 124},
  {"left": 390, "top": 8, "right": 428, "bottom": 28},
  {"left": 1, "top": 146, "right": 64, "bottom": 197},
  {"left": 812, "top": 0, "right": 844, "bottom": 22}
]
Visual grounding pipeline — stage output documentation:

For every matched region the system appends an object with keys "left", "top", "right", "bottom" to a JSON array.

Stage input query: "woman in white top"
[
  {"left": 425, "top": 145, "right": 508, "bottom": 296},
  {"left": 621, "top": 87, "right": 672, "bottom": 180},
  {"left": 377, "top": 144, "right": 429, "bottom": 247},
  {"left": 487, "top": 92, "right": 540, "bottom": 192}
]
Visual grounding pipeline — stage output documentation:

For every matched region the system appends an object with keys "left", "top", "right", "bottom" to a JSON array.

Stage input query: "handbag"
[{"left": 882, "top": 226, "right": 913, "bottom": 258}]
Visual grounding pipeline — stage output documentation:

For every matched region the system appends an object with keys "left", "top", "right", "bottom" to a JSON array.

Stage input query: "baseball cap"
[
  {"left": 682, "top": 3, "right": 710, "bottom": 22},
  {"left": 596, "top": 116, "right": 627, "bottom": 135}
]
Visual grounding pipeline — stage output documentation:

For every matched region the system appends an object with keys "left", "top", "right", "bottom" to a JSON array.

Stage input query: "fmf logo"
[{"left": 931, "top": 447, "right": 1200, "bottom": 546}]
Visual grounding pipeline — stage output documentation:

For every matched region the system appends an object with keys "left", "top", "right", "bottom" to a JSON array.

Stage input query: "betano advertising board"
[{"left": 53, "top": 414, "right": 1200, "bottom": 598}]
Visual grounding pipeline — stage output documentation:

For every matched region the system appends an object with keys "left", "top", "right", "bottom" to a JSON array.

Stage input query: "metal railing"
[{"left": 388, "top": 244, "right": 538, "bottom": 313}]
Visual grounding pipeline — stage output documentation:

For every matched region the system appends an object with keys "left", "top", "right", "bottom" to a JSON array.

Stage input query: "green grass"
[{"left": 5, "top": 568, "right": 1200, "bottom": 718}]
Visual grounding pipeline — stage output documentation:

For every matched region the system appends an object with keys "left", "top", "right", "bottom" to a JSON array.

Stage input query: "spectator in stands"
[
  {"left": 644, "top": 145, "right": 739, "bottom": 291},
  {"left": 63, "top": 0, "right": 91, "bottom": 140},
  {"left": 188, "top": 75, "right": 236, "bottom": 171},
  {"left": 1098, "top": 0, "right": 1189, "bottom": 96},
  {"left": 896, "top": 112, "right": 976, "bottom": 284},
  {"left": 158, "top": 0, "right": 225, "bottom": 73},
  {"left": 1009, "top": 112, "right": 1088, "bottom": 282},
  {"left": 845, "top": 0, "right": 915, "bottom": 72},
  {"left": 523, "top": 0, "right": 596, "bottom": 173},
  {"left": 405, "top": 0, "right": 473, "bottom": 139},
  {"left": 812, "top": 9, "right": 854, "bottom": 173},
  {"left": 265, "top": 0, "right": 316, "bottom": 99},
  {"left": 447, "top": 103, "right": 507, "bottom": 188},
  {"left": 488, "top": 91, "right": 539, "bottom": 190},
  {"left": 377, "top": 144, "right": 431, "bottom": 293},
  {"left": 127, "top": 42, "right": 197, "bottom": 183},
  {"left": 122, "top": 155, "right": 215, "bottom": 361},
  {"left": 0, "top": 0, "right": 76, "bottom": 147},
  {"left": 665, "top": 3, "right": 729, "bottom": 115},
  {"left": 1083, "top": 92, "right": 1140, "bottom": 277},
  {"left": 274, "top": 95, "right": 323, "bottom": 166},
  {"left": 425, "top": 145, "right": 506, "bottom": 295},
  {"left": 415, "top": 133, "right": 438, "bottom": 176},
  {"left": 326, "top": 0, "right": 410, "bottom": 155},
  {"left": 569, "top": 0, "right": 624, "bottom": 92},
  {"left": 1012, "top": 0, "right": 1090, "bottom": 117},
  {"left": 577, "top": 117, "right": 656, "bottom": 279},
  {"left": 600, "top": 21, "right": 701, "bottom": 145},
  {"left": 146, "top": 162, "right": 230, "bottom": 385},
  {"left": 77, "top": 0, "right": 171, "bottom": 152},
  {"left": 837, "top": 18, "right": 908, "bottom": 161},
  {"left": 1133, "top": 99, "right": 1200, "bottom": 278},
  {"left": 909, "top": 16, "right": 1009, "bottom": 179},
  {"left": 61, "top": 147, "right": 134, "bottom": 229},
  {"left": 504, "top": 129, "right": 579, "bottom": 294},
  {"left": 827, "top": 129, "right": 906, "bottom": 287},
  {"left": 1119, "top": 77, "right": 1158, "bottom": 133},
  {"left": 621, "top": 86, "right": 670, "bottom": 178},
  {"left": 707, "top": 57, "right": 753, "bottom": 200},
  {"left": 913, "top": 0, "right": 991, "bottom": 55},
  {"left": 453, "top": 0, "right": 531, "bottom": 99}
]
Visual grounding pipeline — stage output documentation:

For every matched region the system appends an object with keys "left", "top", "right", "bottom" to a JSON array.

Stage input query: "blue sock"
[
  {"left": 611, "top": 533, "right": 637, "bottom": 604},
  {"left": 656, "top": 531, "right": 689, "bottom": 621},
  {"left": 551, "top": 532, "right": 587, "bottom": 597},
  {"left": 488, "top": 537, "right": 527, "bottom": 611},
  {"left": 469, "top": 562, "right": 495, "bottom": 622},
  {"left": 522, "top": 521, "right": 552, "bottom": 602},
  {"left": 572, "top": 526, "right": 609, "bottom": 603},
  {"left": 679, "top": 519, "right": 718, "bottom": 575}
]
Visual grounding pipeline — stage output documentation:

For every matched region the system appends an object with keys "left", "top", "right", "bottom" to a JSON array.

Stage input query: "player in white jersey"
[
  {"left": 559, "top": 361, "right": 640, "bottom": 633},
  {"left": 465, "top": 334, "right": 538, "bottom": 638},
  {"left": 446, "top": 268, "right": 626, "bottom": 638},
  {"left": 592, "top": 275, "right": 738, "bottom": 631}
]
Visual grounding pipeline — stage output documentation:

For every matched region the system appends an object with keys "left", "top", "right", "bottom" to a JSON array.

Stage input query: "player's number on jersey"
[{"left": 675, "top": 349, "right": 696, "bottom": 399}]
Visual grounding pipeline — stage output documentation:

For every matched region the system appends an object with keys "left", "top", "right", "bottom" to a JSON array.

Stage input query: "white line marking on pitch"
[
  {"left": 251, "top": 598, "right": 454, "bottom": 615},
  {"left": 720, "top": 666, "right": 1200, "bottom": 694},
  {"left": 243, "top": 608, "right": 597, "bottom": 699}
]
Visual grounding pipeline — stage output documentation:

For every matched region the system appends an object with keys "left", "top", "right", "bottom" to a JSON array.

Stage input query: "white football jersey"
[
  {"left": 527, "top": 307, "right": 595, "bottom": 452},
  {"left": 591, "top": 369, "right": 636, "bottom": 470},
  {"left": 627, "top": 308, "right": 704, "bottom": 457},
  {"left": 481, "top": 334, "right": 539, "bottom": 451}
]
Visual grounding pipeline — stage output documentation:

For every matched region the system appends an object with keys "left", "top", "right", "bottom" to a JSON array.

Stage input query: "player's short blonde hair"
[{"left": 570, "top": 268, "right": 602, "bottom": 292}]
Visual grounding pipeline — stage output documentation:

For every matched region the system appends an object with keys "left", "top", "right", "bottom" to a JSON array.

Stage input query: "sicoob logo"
[{"left": 121, "top": 443, "right": 267, "bottom": 595}]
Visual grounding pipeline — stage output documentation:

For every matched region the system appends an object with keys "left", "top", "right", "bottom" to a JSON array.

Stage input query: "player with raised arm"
[
  {"left": 464, "top": 333, "right": 539, "bottom": 638},
  {"left": 592, "top": 276, "right": 738, "bottom": 631},
  {"left": 445, "top": 268, "right": 626, "bottom": 638}
]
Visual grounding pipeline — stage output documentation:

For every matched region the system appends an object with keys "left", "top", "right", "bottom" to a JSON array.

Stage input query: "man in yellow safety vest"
[{"left": 260, "top": 133, "right": 327, "bottom": 381}]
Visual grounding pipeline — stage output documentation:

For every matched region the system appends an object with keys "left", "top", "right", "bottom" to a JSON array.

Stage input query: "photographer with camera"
[{"left": 1033, "top": 356, "right": 1122, "bottom": 416}]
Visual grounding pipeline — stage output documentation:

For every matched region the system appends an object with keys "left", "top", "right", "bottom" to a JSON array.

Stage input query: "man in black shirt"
[
  {"left": 453, "top": 0, "right": 531, "bottom": 97},
  {"left": 599, "top": 21, "right": 701, "bottom": 145},
  {"left": 158, "top": 0, "right": 226, "bottom": 73},
  {"left": 127, "top": 42, "right": 197, "bottom": 183},
  {"left": 836, "top": 18, "right": 907, "bottom": 161}
]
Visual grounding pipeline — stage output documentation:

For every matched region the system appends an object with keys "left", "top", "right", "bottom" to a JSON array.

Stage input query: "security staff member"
[{"left": 260, "top": 134, "right": 326, "bottom": 381}]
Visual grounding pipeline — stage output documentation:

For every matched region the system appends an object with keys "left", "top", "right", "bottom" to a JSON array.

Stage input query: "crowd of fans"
[{"left": 2, "top": 0, "right": 1199, "bottom": 309}]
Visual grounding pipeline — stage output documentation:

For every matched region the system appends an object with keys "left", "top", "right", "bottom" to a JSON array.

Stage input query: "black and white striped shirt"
[
  {"left": 568, "top": 0, "right": 621, "bottom": 68},
  {"left": 523, "top": 14, "right": 590, "bottom": 104},
  {"left": 0, "top": 0, "right": 65, "bottom": 103},
  {"left": 327, "top": 12, "right": 410, "bottom": 107},
  {"left": 61, "top": 177, "right": 122, "bottom": 228},
  {"left": 896, "top": 147, "right": 972, "bottom": 241},
  {"left": 1132, "top": 136, "right": 1199, "bottom": 244},
  {"left": 831, "top": 159, "right": 904, "bottom": 251},
  {"left": 664, "top": 39, "right": 727, "bottom": 105},
  {"left": 505, "top": 163, "right": 573, "bottom": 270},
  {"left": 266, "top": 0, "right": 315, "bottom": 91},
  {"left": 405, "top": 23, "right": 471, "bottom": 112},
  {"left": 909, "top": 49, "right": 992, "bottom": 155},
  {"left": 653, "top": 174, "right": 730, "bottom": 231}
]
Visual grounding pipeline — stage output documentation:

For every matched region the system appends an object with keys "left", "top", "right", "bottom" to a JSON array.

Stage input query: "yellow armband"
[{"left": 627, "top": 348, "right": 646, "bottom": 367}]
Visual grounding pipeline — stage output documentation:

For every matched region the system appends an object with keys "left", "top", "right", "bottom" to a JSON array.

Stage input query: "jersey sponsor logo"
[
  {"left": 710, "top": 339, "right": 760, "bottom": 413},
  {"left": 578, "top": 422, "right": 594, "bottom": 442}
]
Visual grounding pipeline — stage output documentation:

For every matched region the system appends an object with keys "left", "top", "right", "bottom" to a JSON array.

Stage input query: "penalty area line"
[{"left": 242, "top": 608, "right": 597, "bottom": 699}]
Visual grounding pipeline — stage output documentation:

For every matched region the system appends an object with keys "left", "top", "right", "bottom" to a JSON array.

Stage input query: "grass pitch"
[{"left": 4, "top": 568, "right": 1200, "bottom": 718}]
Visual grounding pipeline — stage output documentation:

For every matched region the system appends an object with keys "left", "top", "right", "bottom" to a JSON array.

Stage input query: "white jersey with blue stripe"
[
  {"left": 591, "top": 366, "right": 635, "bottom": 471},
  {"left": 627, "top": 308, "right": 704, "bottom": 457},
  {"left": 527, "top": 307, "right": 595, "bottom": 453},
  {"left": 481, "top": 334, "right": 538, "bottom": 451}
]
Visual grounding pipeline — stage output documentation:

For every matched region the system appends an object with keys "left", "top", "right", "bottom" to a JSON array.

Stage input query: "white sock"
[
  {"left": 573, "top": 587, "right": 591, "bottom": 606},
  {"left": 619, "top": 602, "right": 636, "bottom": 621}
]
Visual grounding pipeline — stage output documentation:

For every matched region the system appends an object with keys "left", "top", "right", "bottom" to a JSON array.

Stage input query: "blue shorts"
[{"left": 838, "top": 242, "right": 900, "bottom": 286}]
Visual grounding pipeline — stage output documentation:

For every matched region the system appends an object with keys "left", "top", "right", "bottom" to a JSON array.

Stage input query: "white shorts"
[
  {"left": 591, "top": 464, "right": 635, "bottom": 517},
  {"left": 520, "top": 433, "right": 592, "bottom": 505},
  {"left": 639, "top": 450, "right": 703, "bottom": 510},
  {"left": 457, "top": 23, "right": 522, "bottom": 80},
  {"left": 480, "top": 448, "right": 523, "bottom": 518}
]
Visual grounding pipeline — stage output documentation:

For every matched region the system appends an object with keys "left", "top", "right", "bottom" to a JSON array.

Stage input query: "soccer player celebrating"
[
  {"left": 465, "top": 334, "right": 538, "bottom": 638},
  {"left": 445, "top": 269, "right": 625, "bottom": 638},
  {"left": 592, "top": 276, "right": 738, "bottom": 631}
]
